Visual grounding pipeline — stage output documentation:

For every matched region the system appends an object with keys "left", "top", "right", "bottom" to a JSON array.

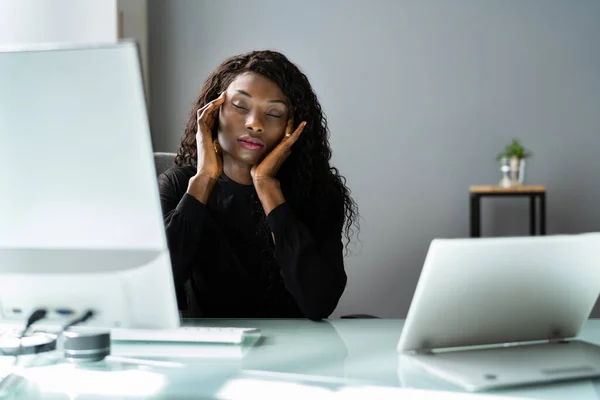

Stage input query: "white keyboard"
[
  {"left": 110, "top": 326, "right": 261, "bottom": 344},
  {"left": 0, "top": 327, "right": 22, "bottom": 340}
]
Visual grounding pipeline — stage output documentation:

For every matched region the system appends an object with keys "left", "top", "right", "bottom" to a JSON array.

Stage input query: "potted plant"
[{"left": 496, "top": 139, "right": 532, "bottom": 185}]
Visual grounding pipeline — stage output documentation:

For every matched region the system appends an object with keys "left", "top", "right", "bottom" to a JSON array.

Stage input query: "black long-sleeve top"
[{"left": 158, "top": 166, "right": 347, "bottom": 320}]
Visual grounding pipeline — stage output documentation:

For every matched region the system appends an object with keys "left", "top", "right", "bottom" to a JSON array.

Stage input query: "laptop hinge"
[
  {"left": 414, "top": 348, "right": 434, "bottom": 355},
  {"left": 549, "top": 338, "right": 568, "bottom": 344}
]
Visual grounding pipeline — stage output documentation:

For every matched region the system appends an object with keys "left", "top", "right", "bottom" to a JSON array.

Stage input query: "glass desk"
[{"left": 1, "top": 319, "right": 599, "bottom": 399}]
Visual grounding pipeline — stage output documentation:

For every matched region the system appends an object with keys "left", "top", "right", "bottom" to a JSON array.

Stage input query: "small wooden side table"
[{"left": 469, "top": 185, "right": 546, "bottom": 237}]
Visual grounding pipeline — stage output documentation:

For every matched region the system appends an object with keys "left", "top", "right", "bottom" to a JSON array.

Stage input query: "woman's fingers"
[
  {"left": 266, "top": 121, "right": 306, "bottom": 164},
  {"left": 197, "top": 92, "right": 226, "bottom": 134},
  {"left": 197, "top": 91, "right": 225, "bottom": 116},
  {"left": 283, "top": 121, "right": 306, "bottom": 146}
]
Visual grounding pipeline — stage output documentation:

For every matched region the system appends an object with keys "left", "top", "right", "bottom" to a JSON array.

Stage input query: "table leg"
[
  {"left": 529, "top": 196, "right": 537, "bottom": 235},
  {"left": 540, "top": 193, "right": 546, "bottom": 235},
  {"left": 470, "top": 194, "right": 480, "bottom": 237}
]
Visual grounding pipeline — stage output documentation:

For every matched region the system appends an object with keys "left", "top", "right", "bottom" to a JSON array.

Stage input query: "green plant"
[{"left": 496, "top": 139, "right": 532, "bottom": 161}]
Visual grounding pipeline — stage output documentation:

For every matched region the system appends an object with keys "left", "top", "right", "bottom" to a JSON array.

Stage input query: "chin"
[{"left": 232, "top": 151, "right": 262, "bottom": 166}]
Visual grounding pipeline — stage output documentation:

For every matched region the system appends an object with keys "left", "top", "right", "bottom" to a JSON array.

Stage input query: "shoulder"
[
  {"left": 159, "top": 166, "right": 195, "bottom": 182},
  {"left": 158, "top": 166, "right": 195, "bottom": 192}
]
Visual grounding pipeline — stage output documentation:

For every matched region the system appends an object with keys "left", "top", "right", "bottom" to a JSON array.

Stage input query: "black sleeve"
[
  {"left": 266, "top": 202, "right": 348, "bottom": 320},
  {"left": 158, "top": 170, "right": 209, "bottom": 288}
]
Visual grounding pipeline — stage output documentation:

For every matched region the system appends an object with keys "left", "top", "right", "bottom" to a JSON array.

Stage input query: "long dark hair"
[{"left": 174, "top": 50, "right": 359, "bottom": 250}]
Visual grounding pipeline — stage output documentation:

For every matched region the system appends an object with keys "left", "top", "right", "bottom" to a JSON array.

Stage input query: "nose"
[{"left": 245, "top": 111, "right": 264, "bottom": 135}]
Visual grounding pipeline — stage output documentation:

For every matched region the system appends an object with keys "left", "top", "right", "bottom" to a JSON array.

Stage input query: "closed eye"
[
  {"left": 232, "top": 103, "right": 248, "bottom": 111},
  {"left": 234, "top": 102, "right": 282, "bottom": 118}
]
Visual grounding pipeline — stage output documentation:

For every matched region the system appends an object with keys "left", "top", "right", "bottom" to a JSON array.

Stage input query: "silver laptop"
[{"left": 397, "top": 234, "right": 600, "bottom": 391}]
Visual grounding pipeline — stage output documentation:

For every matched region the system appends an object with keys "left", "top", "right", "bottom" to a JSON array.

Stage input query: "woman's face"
[{"left": 217, "top": 72, "right": 290, "bottom": 166}]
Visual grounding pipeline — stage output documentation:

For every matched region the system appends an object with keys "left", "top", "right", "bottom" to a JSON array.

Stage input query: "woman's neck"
[{"left": 222, "top": 154, "right": 253, "bottom": 185}]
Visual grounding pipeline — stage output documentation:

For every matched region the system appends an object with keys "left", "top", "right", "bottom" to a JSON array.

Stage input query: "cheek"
[
  {"left": 217, "top": 108, "right": 239, "bottom": 139},
  {"left": 216, "top": 111, "right": 234, "bottom": 151},
  {"left": 265, "top": 125, "right": 286, "bottom": 150},
  {"left": 217, "top": 108, "right": 231, "bottom": 133}
]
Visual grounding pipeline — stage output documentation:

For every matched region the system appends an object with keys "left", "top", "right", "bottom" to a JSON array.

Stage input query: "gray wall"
[{"left": 148, "top": 0, "right": 600, "bottom": 318}]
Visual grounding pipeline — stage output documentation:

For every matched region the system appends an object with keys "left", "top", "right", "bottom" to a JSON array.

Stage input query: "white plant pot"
[
  {"left": 508, "top": 157, "right": 527, "bottom": 185},
  {"left": 519, "top": 158, "right": 526, "bottom": 184}
]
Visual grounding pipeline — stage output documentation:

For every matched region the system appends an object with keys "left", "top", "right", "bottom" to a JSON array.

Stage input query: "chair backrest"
[{"left": 153, "top": 152, "right": 176, "bottom": 177}]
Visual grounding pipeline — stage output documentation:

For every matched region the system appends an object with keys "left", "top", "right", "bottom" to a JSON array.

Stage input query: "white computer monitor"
[{"left": 0, "top": 40, "right": 179, "bottom": 330}]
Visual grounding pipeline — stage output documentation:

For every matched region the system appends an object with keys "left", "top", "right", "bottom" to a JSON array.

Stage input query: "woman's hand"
[
  {"left": 195, "top": 92, "right": 226, "bottom": 180},
  {"left": 251, "top": 120, "right": 307, "bottom": 185},
  {"left": 251, "top": 120, "right": 306, "bottom": 216},
  {"left": 187, "top": 92, "right": 225, "bottom": 204}
]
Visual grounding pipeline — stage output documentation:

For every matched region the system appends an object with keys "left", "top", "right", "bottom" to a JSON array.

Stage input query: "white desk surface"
[{"left": 2, "top": 319, "right": 599, "bottom": 399}]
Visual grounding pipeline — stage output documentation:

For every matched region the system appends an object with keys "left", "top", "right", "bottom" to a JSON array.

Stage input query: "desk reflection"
[
  {"left": 6, "top": 319, "right": 600, "bottom": 399},
  {"left": 116, "top": 319, "right": 350, "bottom": 398}
]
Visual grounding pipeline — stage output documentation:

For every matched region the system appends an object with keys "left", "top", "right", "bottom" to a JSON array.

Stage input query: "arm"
[
  {"left": 251, "top": 120, "right": 345, "bottom": 320},
  {"left": 158, "top": 170, "right": 211, "bottom": 289},
  {"left": 263, "top": 191, "right": 348, "bottom": 321}
]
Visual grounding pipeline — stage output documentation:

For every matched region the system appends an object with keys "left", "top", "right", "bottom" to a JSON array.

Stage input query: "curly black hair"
[{"left": 174, "top": 50, "right": 359, "bottom": 250}]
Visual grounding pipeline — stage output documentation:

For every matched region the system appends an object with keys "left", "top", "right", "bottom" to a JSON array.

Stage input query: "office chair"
[
  {"left": 151, "top": 152, "right": 378, "bottom": 319},
  {"left": 154, "top": 151, "right": 177, "bottom": 177}
]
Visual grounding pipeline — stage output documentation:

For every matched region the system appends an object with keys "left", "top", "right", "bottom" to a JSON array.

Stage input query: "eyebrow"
[{"left": 235, "top": 90, "right": 287, "bottom": 105}]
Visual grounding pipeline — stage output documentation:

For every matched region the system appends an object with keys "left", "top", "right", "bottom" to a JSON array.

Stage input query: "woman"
[{"left": 159, "top": 50, "right": 359, "bottom": 320}]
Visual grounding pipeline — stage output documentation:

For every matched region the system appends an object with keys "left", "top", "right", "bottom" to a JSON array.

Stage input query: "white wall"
[
  {"left": 0, "top": 0, "right": 117, "bottom": 46},
  {"left": 117, "top": 0, "right": 149, "bottom": 104},
  {"left": 0, "top": 0, "right": 149, "bottom": 102}
]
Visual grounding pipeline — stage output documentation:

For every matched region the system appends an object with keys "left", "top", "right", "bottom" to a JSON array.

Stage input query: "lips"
[{"left": 238, "top": 137, "right": 265, "bottom": 150}]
